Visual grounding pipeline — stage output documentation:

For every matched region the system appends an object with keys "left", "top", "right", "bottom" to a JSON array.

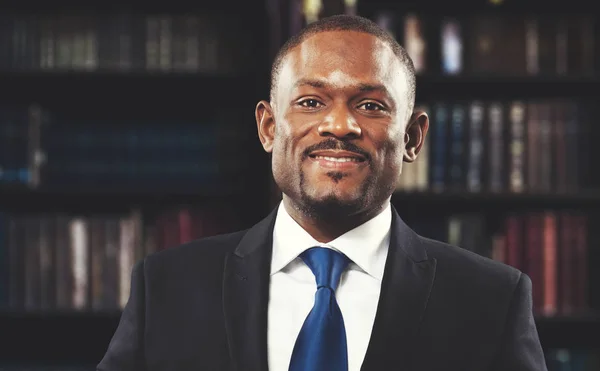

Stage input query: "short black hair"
[{"left": 270, "top": 14, "right": 416, "bottom": 113}]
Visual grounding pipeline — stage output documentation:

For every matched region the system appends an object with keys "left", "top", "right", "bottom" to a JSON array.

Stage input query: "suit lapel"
[
  {"left": 222, "top": 207, "right": 278, "bottom": 371},
  {"left": 361, "top": 206, "right": 437, "bottom": 371}
]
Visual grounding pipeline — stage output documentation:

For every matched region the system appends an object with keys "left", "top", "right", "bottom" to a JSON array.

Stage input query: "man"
[{"left": 97, "top": 14, "right": 547, "bottom": 371}]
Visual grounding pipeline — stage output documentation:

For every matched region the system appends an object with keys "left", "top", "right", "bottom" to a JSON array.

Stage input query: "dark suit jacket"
[{"left": 97, "top": 205, "right": 548, "bottom": 371}]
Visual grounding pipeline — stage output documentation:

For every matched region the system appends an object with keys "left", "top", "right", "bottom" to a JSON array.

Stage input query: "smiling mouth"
[
  {"left": 307, "top": 150, "right": 367, "bottom": 170},
  {"left": 308, "top": 150, "right": 367, "bottom": 163},
  {"left": 312, "top": 155, "right": 362, "bottom": 163}
]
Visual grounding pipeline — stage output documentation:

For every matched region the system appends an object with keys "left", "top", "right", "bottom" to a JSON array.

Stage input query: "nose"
[{"left": 317, "top": 104, "right": 362, "bottom": 139}]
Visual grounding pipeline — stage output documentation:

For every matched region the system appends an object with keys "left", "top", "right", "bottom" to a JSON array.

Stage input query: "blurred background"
[{"left": 0, "top": 0, "right": 599, "bottom": 370}]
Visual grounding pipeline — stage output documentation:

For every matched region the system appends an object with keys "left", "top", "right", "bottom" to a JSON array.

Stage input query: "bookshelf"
[
  {"left": 0, "top": 0, "right": 599, "bottom": 369},
  {"left": 0, "top": 3, "right": 274, "bottom": 370},
  {"left": 355, "top": 0, "right": 600, "bottom": 368}
]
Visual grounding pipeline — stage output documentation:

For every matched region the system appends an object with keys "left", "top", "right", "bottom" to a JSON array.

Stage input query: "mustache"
[{"left": 302, "top": 138, "right": 371, "bottom": 161}]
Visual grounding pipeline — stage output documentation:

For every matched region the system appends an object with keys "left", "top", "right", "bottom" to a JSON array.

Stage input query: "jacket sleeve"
[
  {"left": 97, "top": 259, "right": 146, "bottom": 371},
  {"left": 491, "top": 272, "right": 548, "bottom": 371}
]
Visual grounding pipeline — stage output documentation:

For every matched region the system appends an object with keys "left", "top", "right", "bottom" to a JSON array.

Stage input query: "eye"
[
  {"left": 298, "top": 99, "right": 323, "bottom": 108},
  {"left": 359, "top": 102, "right": 385, "bottom": 111}
]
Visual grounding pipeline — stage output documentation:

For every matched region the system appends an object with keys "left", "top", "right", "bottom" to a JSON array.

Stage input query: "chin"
[
  {"left": 296, "top": 170, "right": 375, "bottom": 217},
  {"left": 300, "top": 191, "right": 366, "bottom": 219}
]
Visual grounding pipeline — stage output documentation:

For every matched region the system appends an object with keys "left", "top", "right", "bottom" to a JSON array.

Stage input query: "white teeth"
[{"left": 315, "top": 156, "right": 360, "bottom": 163}]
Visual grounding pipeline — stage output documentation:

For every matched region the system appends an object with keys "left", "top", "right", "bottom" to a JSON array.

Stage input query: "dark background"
[{"left": 0, "top": 0, "right": 599, "bottom": 369}]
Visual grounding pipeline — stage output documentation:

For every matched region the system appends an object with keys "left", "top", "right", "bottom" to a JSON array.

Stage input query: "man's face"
[{"left": 258, "top": 30, "right": 416, "bottom": 216}]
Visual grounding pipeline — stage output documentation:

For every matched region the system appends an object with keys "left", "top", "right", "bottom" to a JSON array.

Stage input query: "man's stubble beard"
[{"left": 296, "top": 170, "right": 377, "bottom": 221}]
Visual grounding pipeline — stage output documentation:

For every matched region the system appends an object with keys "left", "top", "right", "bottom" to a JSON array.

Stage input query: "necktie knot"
[{"left": 300, "top": 247, "right": 349, "bottom": 291}]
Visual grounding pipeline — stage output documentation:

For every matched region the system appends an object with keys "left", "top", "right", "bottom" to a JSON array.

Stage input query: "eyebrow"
[
  {"left": 293, "top": 78, "right": 393, "bottom": 98},
  {"left": 293, "top": 78, "right": 327, "bottom": 89}
]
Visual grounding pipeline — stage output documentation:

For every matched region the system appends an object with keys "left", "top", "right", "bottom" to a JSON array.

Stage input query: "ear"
[
  {"left": 256, "top": 100, "right": 276, "bottom": 153},
  {"left": 403, "top": 110, "right": 429, "bottom": 163}
]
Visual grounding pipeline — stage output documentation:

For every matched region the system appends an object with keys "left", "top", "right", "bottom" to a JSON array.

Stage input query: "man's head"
[{"left": 256, "top": 14, "right": 429, "bottom": 220}]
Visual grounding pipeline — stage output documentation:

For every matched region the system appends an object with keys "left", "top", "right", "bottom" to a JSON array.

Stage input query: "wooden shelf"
[
  {"left": 359, "top": 0, "right": 600, "bottom": 15},
  {"left": 392, "top": 190, "right": 600, "bottom": 212},
  {"left": 0, "top": 1, "right": 266, "bottom": 14},
  {"left": 1, "top": 189, "right": 599, "bottom": 213},
  {"left": 3, "top": 0, "right": 598, "bottom": 14},
  {"left": 536, "top": 314, "right": 600, "bottom": 349},
  {"left": 0, "top": 71, "right": 269, "bottom": 115},
  {"left": 0, "top": 312, "right": 597, "bottom": 363},
  {"left": 0, "top": 312, "right": 121, "bottom": 364},
  {"left": 0, "top": 187, "right": 271, "bottom": 213},
  {"left": 415, "top": 75, "right": 600, "bottom": 100}
]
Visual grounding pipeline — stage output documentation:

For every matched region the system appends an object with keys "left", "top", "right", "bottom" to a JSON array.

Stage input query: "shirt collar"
[{"left": 270, "top": 201, "right": 392, "bottom": 280}]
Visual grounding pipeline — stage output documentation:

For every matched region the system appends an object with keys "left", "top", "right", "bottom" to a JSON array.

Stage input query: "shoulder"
[
  {"left": 141, "top": 229, "right": 248, "bottom": 277},
  {"left": 418, "top": 235, "right": 522, "bottom": 293}
]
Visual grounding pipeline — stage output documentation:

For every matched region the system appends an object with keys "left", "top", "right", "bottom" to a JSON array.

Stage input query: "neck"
[{"left": 282, "top": 196, "right": 390, "bottom": 243}]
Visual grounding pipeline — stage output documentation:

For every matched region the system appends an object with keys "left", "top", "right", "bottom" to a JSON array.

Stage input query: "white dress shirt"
[{"left": 267, "top": 201, "right": 392, "bottom": 371}]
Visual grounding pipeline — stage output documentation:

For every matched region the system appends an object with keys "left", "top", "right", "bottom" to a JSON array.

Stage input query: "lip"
[{"left": 308, "top": 150, "right": 367, "bottom": 170}]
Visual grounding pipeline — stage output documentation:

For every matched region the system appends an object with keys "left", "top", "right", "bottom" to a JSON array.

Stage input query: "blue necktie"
[{"left": 289, "top": 247, "right": 350, "bottom": 371}]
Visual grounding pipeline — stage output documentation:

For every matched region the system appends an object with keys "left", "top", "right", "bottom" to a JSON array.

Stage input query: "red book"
[
  {"left": 525, "top": 213, "right": 544, "bottom": 316},
  {"left": 573, "top": 214, "right": 588, "bottom": 313},
  {"left": 542, "top": 212, "right": 557, "bottom": 316},
  {"left": 178, "top": 208, "right": 192, "bottom": 244},
  {"left": 505, "top": 214, "right": 523, "bottom": 270},
  {"left": 558, "top": 213, "right": 574, "bottom": 315}
]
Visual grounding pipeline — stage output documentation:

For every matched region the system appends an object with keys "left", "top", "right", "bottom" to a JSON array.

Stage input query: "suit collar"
[
  {"left": 232, "top": 206, "right": 278, "bottom": 259},
  {"left": 388, "top": 205, "right": 430, "bottom": 263},
  {"left": 222, "top": 204, "right": 436, "bottom": 371},
  {"left": 361, "top": 206, "right": 436, "bottom": 371},
  {"left": 222, "top": 207, "right": 277, "bottom": 371}
]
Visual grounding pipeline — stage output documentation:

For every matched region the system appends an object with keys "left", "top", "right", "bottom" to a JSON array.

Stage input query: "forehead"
[{"left": 279, "top": 30, "right": 408, "bottom": 98}]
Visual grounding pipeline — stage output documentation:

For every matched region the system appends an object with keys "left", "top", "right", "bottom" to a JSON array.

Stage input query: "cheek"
[
  {"left": 272, "top": 127, "right": 293, "bottom": 160},
  {"left": 389, "top": 127, "right": 407, "bottom": 158},
  {"left": 273, "top": 118, "right": 308, "bottom": 158},
  {"left": 374, "top": 129, "right": 405, "bottom": 164},
  {"left": 375, "top": 137, "right": 405, "bottom": 181},
  {"left": 271, "top": 123, "right": 302, "bottom": 174},
  {"left": 386, "top": 146, "right": 405, "bottom": 171}
]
